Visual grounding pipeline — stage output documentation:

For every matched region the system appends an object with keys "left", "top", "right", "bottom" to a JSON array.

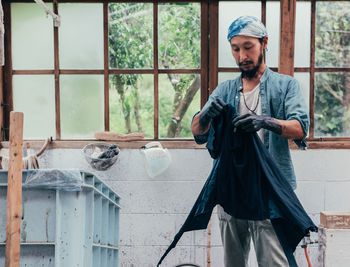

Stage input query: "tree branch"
[
  {"left": 167, "top": 75, "right": 200, "bottom": 137},
  {"left": 322, "top": 81, "right": 344, "bottom": 105}
]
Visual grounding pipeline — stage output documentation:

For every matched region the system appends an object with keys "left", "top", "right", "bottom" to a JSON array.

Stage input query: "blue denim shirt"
[{"left": 193, "top": 68, "right": 309, "bottom": 189}]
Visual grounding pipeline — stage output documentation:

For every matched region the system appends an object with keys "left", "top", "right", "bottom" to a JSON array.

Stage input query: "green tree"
[
  {"left": 315, "top": 2, "right": 350, "bottom": 137},
  {"left": 108, "top": 3, "right": 201, "bottom": 137},
  {"left": 109, "top": 3, "right": 153, "bottom": 134}
]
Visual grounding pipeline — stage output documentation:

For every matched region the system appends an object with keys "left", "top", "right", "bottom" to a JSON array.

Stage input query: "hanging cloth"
[
  {"left": 0, "top": 154, "right": 39, "bottom": 170},
  {"left": 157, "top": 104, "right": 317, "bottom": 267}
]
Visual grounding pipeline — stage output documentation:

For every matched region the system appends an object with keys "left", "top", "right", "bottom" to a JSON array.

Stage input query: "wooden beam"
[
  {"left": 5, "top": 111, "right": 24, "bottom": 267},
  {"left": 0, "top": 66, "right": 3, "bottom": 141},
  {"left": 1, "top": 138, "right": 350, "bottom": 150},
  {"left": 208, "top": 0, "right": 218, "bottom": 94},
  {"left": 0, "top": 139, "right": 205, "bottom": 149},
  {"left": 103, "top": 2, "right": 109, "bottom": 131},
  {"left": 278, "top": 0, "right": 296, "bottom": 76},
  {"left": 309, "top": 0, "right": 316, "bottom": 138},
  {"left": 153, "top": 3, "right": 159, "bottom": 139},
  {"left": 53, "top": 2, "right": 60, "bottom": 139},
  {"left": 320, "top": 212, "right": 350, "bottom": 229},
  {"left": 3, "top": 1, "right": 12, "bottom": 141},
  {"left": 201, "top": 1, "right": 209, "bottom": 108}
]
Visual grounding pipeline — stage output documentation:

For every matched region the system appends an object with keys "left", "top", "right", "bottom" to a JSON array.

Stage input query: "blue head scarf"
[{"left": 227, "top": 16, "right": 268, "bottom": 42}]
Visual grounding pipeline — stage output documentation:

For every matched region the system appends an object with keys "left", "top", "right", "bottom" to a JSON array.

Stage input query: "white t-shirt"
[{"left": 238, "top": 83, "right": 264, "bottom": 142}]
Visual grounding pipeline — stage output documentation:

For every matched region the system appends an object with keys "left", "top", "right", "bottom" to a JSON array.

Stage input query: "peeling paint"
[
  {"left": 46, "top": 208, "right": 51, "bottom": 242},
  {"left": 21, "top": 220, "right": 27, "bottom": 242}
]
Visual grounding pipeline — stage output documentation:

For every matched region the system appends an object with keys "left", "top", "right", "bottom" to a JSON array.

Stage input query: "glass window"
[
  {"left": 315, "top": 2, "right": 350, "bottom": 68},
  {"left": 219, "top": 1, "right": 261, "bottom": 68},
  {"left": 11, "top": 3, "right": 54, "bottom": 70},
  {"left": 60, "top": 75, "right": 104, "bottom": 139},
  {"left": 294, "top": 2, "right": 311, "bottom": 68},
  {"left": 12, "top": 0, "right": 350, "bottom": 144},
  {"left": 109, "top": 74, "right": 154, "bottom": 137},
  {"left": 218, "top": 72, "right": 240, "bottom": 84},
  {"left": 266, "top": 1, "right": 280, "bottom": 68},
  {"left": 159, "top": 74, "right": 200, "bottom": 138},
  {"left": 109, "top": 3, "right": 153, "bottom": 69},
  {"left": 158, "top": 3, "right": 201, "bottom": 69},
  {"left": 13, "top": 75, "right": 56, "bottom": 139},
  {"left": 294, "top": 72, "right": 310, "bottom": 110},
  {"left": 59, "top": 3, "right": 104, "bottom": 69},
  {"left": 314, "top": 72, "right": 350, "bottom": 137}
]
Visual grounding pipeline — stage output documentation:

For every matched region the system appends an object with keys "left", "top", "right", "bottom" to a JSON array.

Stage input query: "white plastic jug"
[{"left": 141, "top": 142, "right": 172, "bottom": 178}]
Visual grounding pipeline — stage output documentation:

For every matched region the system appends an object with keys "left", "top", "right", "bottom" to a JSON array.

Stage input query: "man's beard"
[{"left": 239, "top": 53, "right": 263, "bottom": 79}]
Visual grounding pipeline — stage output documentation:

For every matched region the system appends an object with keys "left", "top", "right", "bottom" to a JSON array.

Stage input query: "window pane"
[
  {"left": 266, "top": 1, "right": 280, "bottom": 68},
  {"left": 109, "top": 3, "right": 153, "bottom": 69},
  {"left": 315, "top": 2, "right": 350, "bottom": 68},
  {"left": 109, "top": 74, "right": 154, "bottom": 137},
  {"left": 314, "top": 72, "right": 350, "bottom": 137},
  {"left": 219, "top": 1, "right": 261, "bottom": 68},
  {"left": 60, "top": 75, "right": 104, "bottom": 139},
  {"left": 294, "top": 72, "right": 310, "bottom": 111},
  {"left": 11, "top": 3, "right": 54, "bottom": 70},
  {"left": 13, "top": 75, "right": 55, "bottom": 139},
  {"left": 294, "top": 2, "right": 311, "bottom": 68},
  {"left": 158, "top": 3, "right": 200, "bottom": 69},
  {"left": 218, "top": 72, "right": 240, "bottom": 84},
  {"left": 59, "top": 3, "right": 103, "bottom": 69},
  {"left": 159, "top": 74, "right": 200, "bottom": 138}
]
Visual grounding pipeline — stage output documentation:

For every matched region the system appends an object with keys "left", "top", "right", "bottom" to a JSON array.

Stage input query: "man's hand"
[
  {"left": 199, "top": 98, "right": 226, "bottom": 127},
  {"left": 232, "top": 113, "right": 282, "bottom": 135}
]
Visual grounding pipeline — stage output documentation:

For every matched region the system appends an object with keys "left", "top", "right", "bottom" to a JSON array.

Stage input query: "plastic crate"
[{"left": 0, "top": 170, "right": 120, "bottom": 267}]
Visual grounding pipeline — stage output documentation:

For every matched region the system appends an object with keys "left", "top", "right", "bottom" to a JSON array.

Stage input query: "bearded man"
[{"left": 191, "top": 16, "right": 309, "bottom": 267}]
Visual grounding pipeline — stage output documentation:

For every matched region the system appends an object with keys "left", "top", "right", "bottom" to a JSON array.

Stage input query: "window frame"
[
  {"left": 1, "top": 0, "right": 350, "bottom": 149},
  {"left": 215, "top": 0, "right": 350, "bottom": 149},
  {"left": 2, "top": 0, "right": 208, "bottom": 143}
]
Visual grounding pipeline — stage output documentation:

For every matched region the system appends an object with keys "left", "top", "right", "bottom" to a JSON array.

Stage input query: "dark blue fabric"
[
  {"left": 157, "top": 105, "right": 317, "bottom": 267},
  {"left": 196, "top": 68, "right": 310, "bottom": 189}
]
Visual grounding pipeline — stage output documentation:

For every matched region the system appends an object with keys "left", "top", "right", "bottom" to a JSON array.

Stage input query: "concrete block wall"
[
  {"left": 319, "top": 227, "right": 350, "bottom": 267},
  {"left": 14, "top": 147, "right": 350, "bottom": 267}
]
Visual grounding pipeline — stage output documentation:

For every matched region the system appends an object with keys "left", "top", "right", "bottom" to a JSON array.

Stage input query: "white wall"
[{"left": 29, "top": 147, "right": 350, "bottom": 267}]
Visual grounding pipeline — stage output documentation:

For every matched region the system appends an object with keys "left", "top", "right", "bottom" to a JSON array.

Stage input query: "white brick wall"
[{"left": 27, "top": 147, "right": 350, "bottom": 267}]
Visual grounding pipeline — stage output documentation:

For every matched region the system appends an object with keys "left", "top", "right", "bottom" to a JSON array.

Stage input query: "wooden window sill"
[
  {"left": 290, "top": 140, "right": 350, "bottom": 149},
  {"left": 0, "top": 139, "right": 206, "bottom": 149},
  {"left": 0, "top": 139, "right": 350, "bottom": 150}
]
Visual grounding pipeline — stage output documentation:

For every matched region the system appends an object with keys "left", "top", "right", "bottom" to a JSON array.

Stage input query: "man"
[{"left": 191, "top": 16, "right": 309, "bottom": 267}]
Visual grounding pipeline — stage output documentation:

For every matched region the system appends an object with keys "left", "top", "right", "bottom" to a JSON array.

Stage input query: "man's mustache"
[{"left": 239, "top": 61, "right": 254, "bottom": 66}]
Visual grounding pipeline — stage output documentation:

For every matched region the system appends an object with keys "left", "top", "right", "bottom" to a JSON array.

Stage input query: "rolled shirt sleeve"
[{"left": 284, "top": 79, "right": 310, "bottom": 149}]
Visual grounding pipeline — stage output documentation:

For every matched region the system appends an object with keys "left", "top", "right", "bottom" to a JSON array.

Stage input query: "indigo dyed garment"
[
  {"left": 194, "top": 67, "right": 309, "bottom": 189},
  {"left": 227, "top": 15, "right": 268, "bottom": 41},
  {"left": 157, "top": 105, "right": 317, "bottom": 267}
]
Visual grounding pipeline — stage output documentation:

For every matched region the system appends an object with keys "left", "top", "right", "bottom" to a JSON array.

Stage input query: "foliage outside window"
[
  {"left": 7, "top": 0, "right": 350, "bottom": 143},
  {"left": 217, "top": 0, "right": 350, "bottom": 140},
  {"left": 314, "top": 1, "right": 350, "bottom": 137},
  {"left": 108, "top": 3, "right": 201, "bottom": 138},
  {"left": 10, "top": 2, "right": 201, "bottom": 140}
]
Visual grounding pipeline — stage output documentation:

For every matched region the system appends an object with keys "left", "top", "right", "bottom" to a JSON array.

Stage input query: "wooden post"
[
  {"left": 0, "top": 66, "right": 3, "bottom": 140},
  {"left": 208, "top": 0, "right": 218, "bottom": 95},
  {"left": 279, "top": 0, "right": 296, "bottom": 76},
  {"left": 3, "top": 2, "right": 13, "bottom": 141},
  {"left": 5, "top": 111, "right": 23, "bottom": 267}
]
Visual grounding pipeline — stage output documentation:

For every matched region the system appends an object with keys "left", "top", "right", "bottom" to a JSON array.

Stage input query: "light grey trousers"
[{"left": 217, "top": 205, "right": 289, "bottom": 267}]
